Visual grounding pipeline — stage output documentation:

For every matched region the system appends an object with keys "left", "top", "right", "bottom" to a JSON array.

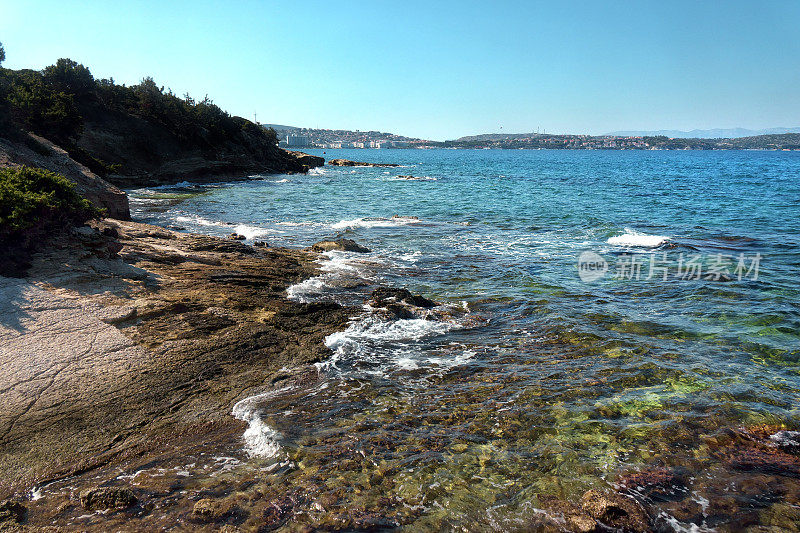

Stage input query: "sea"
[{"left": 129, "top": 148, "right": 800, "bottom": 530}]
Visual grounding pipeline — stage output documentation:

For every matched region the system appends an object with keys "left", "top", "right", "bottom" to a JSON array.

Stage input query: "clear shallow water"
[{"left": 130, "top": 149, "right": 800, "bottom": 530}]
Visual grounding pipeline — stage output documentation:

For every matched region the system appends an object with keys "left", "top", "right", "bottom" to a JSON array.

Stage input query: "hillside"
[
  {"left": 0, "top": 59, "right": 322, "bottom": 189},
  {"left": 608, "top": 127, "right": 800, "bottom": 138},
  {"left": 438, "top": 132, "right": 800, "bottom": 150}
]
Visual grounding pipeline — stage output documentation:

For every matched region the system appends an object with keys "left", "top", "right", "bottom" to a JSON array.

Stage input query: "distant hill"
[
  {"left": 456, "top": 132, "right": 541, "bottom": 142},
  {"left": 607, "top": 127, "right": 800, "bottom": 139},
  {"left": 262, "top": 124, "right": 299, "bottom": 131},
  {"left": 432, "top": 132, "right": 800, "bottom": 150}
]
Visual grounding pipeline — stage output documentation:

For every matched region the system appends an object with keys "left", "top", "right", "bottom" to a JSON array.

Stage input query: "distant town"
[{"left": 270, "top": 125, "right": 800, "bottom": 151}]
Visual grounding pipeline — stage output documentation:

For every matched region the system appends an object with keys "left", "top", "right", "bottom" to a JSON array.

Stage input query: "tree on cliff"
[
  {"left": 43, "top": 58, "right": 95, "bottom": 97},
  {"left": 0, "top": 41, "right": 5, "bottom": 65}
]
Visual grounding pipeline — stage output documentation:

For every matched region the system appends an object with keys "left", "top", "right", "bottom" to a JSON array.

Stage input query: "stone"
[
  {"left": 192, "top": 498, "right": 238, "bottom": 522},
  {"left": 285, "top": 151, "right": 325, "bottom": 171},
  {"left": 311, "top": 238, "right": 371, "bottom": 253},
  {"left": 229, "top": 233, "right": 246, "bottom": 240},
  {"left": 580, "top": 490, "right": 649, "bottom": 532},
  {"left": 79, "top": 486, "right": 137, "bottom": 510},
  {"left": 566, "top": 512, "right": 598, "bottom": 533},
  {"left": 371, "top": 287, "right": 437, "bottom": 309}
]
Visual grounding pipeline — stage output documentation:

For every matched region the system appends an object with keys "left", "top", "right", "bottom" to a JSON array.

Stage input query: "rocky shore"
[{"left": 0, "top": 219, "right": 355, "bottom": 529}]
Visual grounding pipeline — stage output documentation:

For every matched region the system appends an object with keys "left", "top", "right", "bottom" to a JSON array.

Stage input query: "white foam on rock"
[
  {"left": 233, "top": 224, "right": 272, "bottom": 240},
  {"left": 319, "top": 314, "right": 462, "bottom": 374},
  {"left": 231, "top": 387, "right": 292, "bottom": 458},
  {"left": 286, "top": 250, "right": 382, "bottom": 302},
  {"left": 175, "top": 214, "right": 226, "bottom": 227}
]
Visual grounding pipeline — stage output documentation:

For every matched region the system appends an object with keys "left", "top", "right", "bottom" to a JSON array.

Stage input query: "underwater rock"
[
  {"left": 567, "top": 513, "right": 599, "bottom": 533},
  {"left": 191, "top": 498, "right": 239, "bottom": 522},
  {"left": 770, "top": 430, "right": 800, "bottom": 455},
  {"left": 580, "top": 490, "right": 649, "bottom": 532},
  {"left": 311, "top": 238, "right": 371, "bottom": 253},
  {"left": 727, "top": 446, "right": 800, "bottom": 477},
  {"left": 79, "top": 486, "right": 137, "bottom": 511},
  {"left": 618, "top": 467, "right": 689, "bottom": 501}
]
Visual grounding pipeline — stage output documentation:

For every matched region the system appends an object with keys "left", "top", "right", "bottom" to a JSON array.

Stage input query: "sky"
[{"left": 1, "top": 1, "right": 799, "bottom": 140}]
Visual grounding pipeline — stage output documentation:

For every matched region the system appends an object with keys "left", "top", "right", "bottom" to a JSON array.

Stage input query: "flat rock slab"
[{"left": 0, "top": 277, "right": 147, "bottom": 445}]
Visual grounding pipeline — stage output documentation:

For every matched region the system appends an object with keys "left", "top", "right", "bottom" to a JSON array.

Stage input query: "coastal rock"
[
  {"left": 0, "top": 133, "right": 130, "bottom": 220},
  {"left": 79, "top": 487, "right": 137, "bottom": 511},
  {"left": 0, "top": 500, "right": 26, "bottom": 523},
  {"left": 580, "top": 490, "right": 649, "bottom": 532},
  {"left": 371, "top": 287, "right": 437, "bottom": 309},
  {"left": 0, "top": 218, "right": 354, "bottom": 517},
  {"left": 370, "top": 287, "right": 439, "bottom": 319},
  {"left": 328, "top": 159, "right": 399, "bottom": 167},
  {"left": 286, "top": 151, "right": 325, "bottom": 171},
  {"left": 311, "top": 238, "right": 371, "bottom": 253},
  {"left": 229, "top": 233, "right": 246, "bottom": 240}
]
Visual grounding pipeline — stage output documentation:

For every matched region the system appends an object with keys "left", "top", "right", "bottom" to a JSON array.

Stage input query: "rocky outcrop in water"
[
  {"left": 286, "top": 150, "right": 324, "bottom": 171},
  {"left": 311, "top": 238, "right": 371, "bottom": 253},
  {"left": 79, "top": 487, "right": 138, "bottom": 511}
]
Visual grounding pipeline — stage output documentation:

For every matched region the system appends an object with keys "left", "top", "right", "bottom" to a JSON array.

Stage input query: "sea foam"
[
  {"left": 607, "top": 229, "right": 669, "bottom": 247},
  {"left": 331, "top": 216, "right": 421, "bottom": 230},
  {"left": 231, "top": 388, "right": 292, "bottom": 458}
]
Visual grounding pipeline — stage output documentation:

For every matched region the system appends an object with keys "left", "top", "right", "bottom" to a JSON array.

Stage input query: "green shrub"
[{"left": 0, "top": 166, "right": 99, "bottom": 236}]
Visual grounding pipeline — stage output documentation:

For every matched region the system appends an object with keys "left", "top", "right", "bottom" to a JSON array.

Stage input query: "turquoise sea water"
[{"left": 130, "top": 149, "right": 800, "bottom": 530}]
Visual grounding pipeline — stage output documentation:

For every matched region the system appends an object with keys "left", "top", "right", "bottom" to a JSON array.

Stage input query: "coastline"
[{"left": 0, "top": 218, "right": 355, "bottom": 527}]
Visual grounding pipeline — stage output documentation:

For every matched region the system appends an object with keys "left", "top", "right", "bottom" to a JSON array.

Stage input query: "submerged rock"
[
  {"left": 311, "top": 238, "right": 371, "bottom": 253},
  {"left": 79, "top": 486, "right": 137, "bottom": 511},
  {"left": 192, "top": 498, "right": 239, "bottom": 522},
  {"left": 580, "top": 490, "right": 649, "bottom": 532},
  {"left": 618, "top": 467, "right": 688, "bottom": 501}
]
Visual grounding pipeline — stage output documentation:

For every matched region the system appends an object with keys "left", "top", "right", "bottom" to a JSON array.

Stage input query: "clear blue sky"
[{"left": 1, "top": 1, "right": 798, "bottom": 140}]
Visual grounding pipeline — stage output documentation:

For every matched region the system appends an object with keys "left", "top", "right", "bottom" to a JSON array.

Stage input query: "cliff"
[{"left": 0, "top": 60, "right": 324, "bottom": 191}]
